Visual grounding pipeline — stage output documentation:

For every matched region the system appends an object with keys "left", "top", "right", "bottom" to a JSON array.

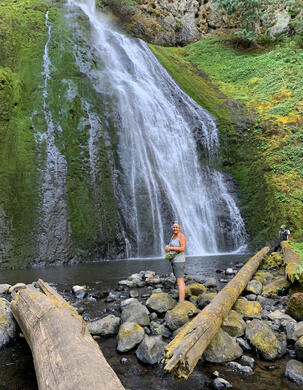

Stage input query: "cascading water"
[
  {"left": 33, "top": 11, "right": 72, "bottom": 263},
  {"left": 67, "top": 0, "right": 247, "bottom": 257}
]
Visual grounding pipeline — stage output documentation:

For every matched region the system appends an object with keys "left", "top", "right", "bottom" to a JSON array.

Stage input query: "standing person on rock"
[
  {"left": 279, "top": 225, "right": 291, "bottom": 243},
  {"left": 165, "top": 223, "right": 186, "bottom": 303}
]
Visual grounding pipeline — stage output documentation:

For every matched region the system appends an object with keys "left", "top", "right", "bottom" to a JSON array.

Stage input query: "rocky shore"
[{"left": 1, "top": 251, "right": 303, "bottom": 388}]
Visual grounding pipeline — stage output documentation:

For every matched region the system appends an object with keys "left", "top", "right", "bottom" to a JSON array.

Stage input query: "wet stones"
[
  {"left": 245, "top": 319, "right": 280, "bottom": 361},
  {"left": 120, "top": 298, "right": 150, "bottom": 326},
  {"left": 185, "top": 283, "right": 206, "bottom": 297},
  {"left": 286, "top": 293, "right": 303, "bottom": 321},
  {"left": 72, "top": 285, "right": 86, "bottom": 299},
  {"left": 117, "top": 322, "right": 145, "bottom": 352},
  {"left": 227, "top": 361, "right": 253, "bottom": 376},
  {"left": 233, "top": 297, "right": 262, "bottom": 319},
  {"left": 285, "top": 359, "right": 303, "bottom": 386},
  {"left": 0, "top": 297, "right": 17, "bottom": 348},
  {"left": 146, "top": 293, "right": 176, "bottom": 314},
  {"left": 197, "top": 292, "right": 217, "bottom": 309},
  {"left": 222, "top": 310, "right": 245, "bottom": 337},
  {"left": 204, "top": 329, "right": 243, "bottom": 363},
  {"left": 135, "top": 335, "right": 166, "bottom": 364},
  {"left": 87, "top": 315, "right": 120, "bottom": 336},
  {"left": 245, "top": 280, "right": 262, "bottom": 295},
  {"left": 165, "top": 301, "right": 199, "bottom": 331}
]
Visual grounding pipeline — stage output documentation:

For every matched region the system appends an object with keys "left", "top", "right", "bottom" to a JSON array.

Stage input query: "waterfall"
[
  {"left": 66, "top": 0, "right": 247, "bottom": 257},
  {"left": 33, "top": 11, "right": 72, "bottom": 264}
]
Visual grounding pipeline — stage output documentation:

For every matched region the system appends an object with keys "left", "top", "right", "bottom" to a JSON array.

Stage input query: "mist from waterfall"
[{"left": 66, "top": 0, "right": 247, "bottom": 257}]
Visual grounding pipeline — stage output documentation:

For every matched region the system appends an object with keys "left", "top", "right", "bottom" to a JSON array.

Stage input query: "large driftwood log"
[
  {"left": 282, "top": 241, "right": 302, "bottom": 283},
  {"left": 164, "top": 247, "right": 269, "bottom": 379},
  {"left": 11, "top": 279, "right": 125, "bottom": 390}
]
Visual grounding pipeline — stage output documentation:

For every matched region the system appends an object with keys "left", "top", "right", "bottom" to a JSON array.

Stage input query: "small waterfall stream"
[{"left": 67, "top": 0, "right": 247, "bottom": 257}]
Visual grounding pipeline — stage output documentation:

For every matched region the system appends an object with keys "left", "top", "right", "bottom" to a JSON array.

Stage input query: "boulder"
[
  {"left": 136, "top": 335, "right": 166, "bottom": 364},
  {"left": 245, "top": 319, "right": 280, "bottom": 361},
  {"left": 222, "top": 310, "right": 246, "bottom": 337},
  {"left": 241, "top": 355, "right": 254, "bottom": 368},
  {"left": 204, "top": 329, "right": 243, "bottom": 363},
  {"left": 165, "top": 301, "right": 199, "bottom": 331},
  {"left": 0, "top": 284, "right": 11, "bottom": 294},
  {"left": 245, "top": 280, "right": 262, "bottom": 295},
  {"left": 117, "top": 322, "right": 144, "bottom": 352},
  {"left": 197, "top": 292, "right": 217, "bottom": 309},
  {"left": 286, "top": 293, "right": 303, "bottom": 321},
  {"left": 262, "top": 277, "right": 290, "bottom": 297},
  {"left": 185, "top": 283, "right": 206, "bottom": 297},
  {"left": 286, "top": 321, "right": 303, "bottom": 342},
  {"left": 268, "top": 310, "right": 293, "bottom": 322},
  {"left": 204, "top": 277, "right": 217, "bottom": 288},
  {"left": 285, "top": 359, "right": 303, "bottom": 386},
  {"left": 87, "top": 315, "right": 120, "bottom": 336},
  {"left": 269, "top": 10, "right": 291, "bottom": 36},
  {"left": 0, "top": 298, "right": 17, "bottom": 347},
  {"left": 233, "top": 297, "right": 262, "bottom": 318},
  {"left": 146, "top": 293, "right": 176, "bottom": 314},
  {"left": 121, "top": 299, "right": 150, "bottom": 326}
]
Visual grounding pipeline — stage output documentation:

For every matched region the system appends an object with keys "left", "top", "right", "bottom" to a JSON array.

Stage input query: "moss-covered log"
[
  {"left": 11, "top": 280, "right": 125, "bottom": 390},
  {"left": 282, "top": 241, "right": 302, "bottom": 283},
  {"left": 164, "top": 246, "right": 269, "bottom": 379}
]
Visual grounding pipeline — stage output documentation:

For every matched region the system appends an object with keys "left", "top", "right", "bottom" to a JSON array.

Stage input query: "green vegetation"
[{"left": 151, "top": 36, "right": 303, "bottom": 247}]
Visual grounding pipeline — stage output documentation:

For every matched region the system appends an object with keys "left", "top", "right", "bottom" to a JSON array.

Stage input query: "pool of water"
[{"left": 0, "top": 254, "right": 296, "bottom": 390}]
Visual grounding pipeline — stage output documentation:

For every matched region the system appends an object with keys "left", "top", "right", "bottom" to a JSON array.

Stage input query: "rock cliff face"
[{"left": 0, "top": 0, "right": 126, "bottom": 268}]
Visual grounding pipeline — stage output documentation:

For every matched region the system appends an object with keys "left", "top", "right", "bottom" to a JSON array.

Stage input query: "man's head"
[{"left": 280, "top": 225, "right": 286, "bottom": 230}]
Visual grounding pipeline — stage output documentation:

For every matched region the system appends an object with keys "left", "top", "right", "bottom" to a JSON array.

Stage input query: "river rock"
[
  {"left": 268, "top": 310, "right": 293, "bottom": 322},
  {"left": 246, "top": 294, "right": 257, "bottom": 301},
  {"left": 8, "top": 283, "right": 26, "bottom": 294},
  {"left": 245, "top": 319, "right": 280, "bottom": 361},
  {"left": 0, "top": 298, "right": 17, "bottom": 347},
  {"left": 245, "top": 280, "right": 262, "bottom": 295},
  {"left": 253, "top": 270, "right": 273, "bottom": 285},
  {"left": 146, "top": 293, "right": 176, "bottom": 314},
  {"left": 286, "top": 293, "right": 303, "bottom": 321},
  {"left": 241, "top": 355, "right": 254, "bottom": 368},
  {"left": 212, "top": 377, "right": 232, "bottom": 389},
  {"left": 160, "top": 274, "right": 176, "bottom": 288},
  {"left": 129, "top": 289, "right": 139, "bottom": 298},
  {"left": 165, "top": 301, "right": 199, "bottom": 331},
  {"left": 286, "top": 321, "right": 303, "bottom": 342},
  {"left": 204, "top": 329, "right": 242, "bottom": 363},
  {"left": 237, "top": 337, "right": 251, "bottom": 351},
  {"left": 227, "top": 361, "right": 253, "bottom": 376},
  {"left": 222, "top": 310, "right": 246, "bottom": 337},
  {"left": 117, "top": 322, "right": 144, "bottom": 352},
  {"left": 185, "top": 283, "right": 206, "bottom": 297},
  {"left": 121, "top": 299, "right": 150, "bottom": 326},
  {"left": 262, "top": 277, "right": 290, "bottom": 297},
  {"left": 106, "top": 291, "right": 120, "bottom": 302},
  {"left": 0, "top": 284, "right": 11, "bottom": 294},
  {"left": 135, "top": 335, "right": 166, "bottom": 365},
  {"left": 72, "top": 285, "right": 86, "bottom": 299},
  {"left": 225, "top": 268, "right": 234, "bottom": 275},
  {"left": 150, "top": 321, "right": 172, "bottom": 338},
  {"left": 197, "top": 292, "right": 217, "bottom": 309},
  {"left": 87, "top": 315, "right": 120, "bottom": 336},
  {"left": 233, "top": 297, "right": 262, "bottom": 318},
  {"left": 285, "top": 359, "right": 303, "bottom": 386},
  {"left": 204, "top": 277, "right": 217, "bottom": 288},
  {"left": 295, "top": 335, "right": 303, "bottom": 361}
]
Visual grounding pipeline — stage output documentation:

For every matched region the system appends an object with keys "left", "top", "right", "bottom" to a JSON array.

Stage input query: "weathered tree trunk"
[
  {"left": 164, "top": 246, "right": 269, "bottom": 379},
  {"left": 11, "top": 279, "right": 125, "bottom": 390},
  {"left": 282, "top": 241, "right": 302, "bottom": 283}
]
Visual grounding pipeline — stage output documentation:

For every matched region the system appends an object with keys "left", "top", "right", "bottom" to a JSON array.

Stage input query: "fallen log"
[
  {"left": 11, "top": 279, "right": 125, "bottom": 390},
  {"left": 164, "top": 246, "right": 269, "bottom": 379},
  {"left": 282, "top": 241, "right": 302, "bottom": 283}
]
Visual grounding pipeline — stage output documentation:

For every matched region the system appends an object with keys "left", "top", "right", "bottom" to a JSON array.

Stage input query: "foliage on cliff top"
[{"left": 150, "top": 37, "right": 303, "bottom": 247}]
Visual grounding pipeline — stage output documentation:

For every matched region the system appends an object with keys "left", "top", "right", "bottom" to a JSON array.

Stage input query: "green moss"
[{"left": 252, "top": 330, "right": 279, "bottom": 354}]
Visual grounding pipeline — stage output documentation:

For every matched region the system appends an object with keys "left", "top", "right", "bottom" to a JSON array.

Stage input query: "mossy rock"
[
  {"left": 253, "top": 270, "right": 273, "bottom": 285},
  {"left": 233, "top": 297, "right": 262, "bottom": 318},
  {"left": 286, "top": 293, "right": 303, "bottom": 321},
  {"left": 204, "top": 329, "right": 243, "bottom": 363},
  {"left": 165, "top": 301, "right": 199, "bottom": 331},
  {"left": 262, "top": 277, "right": 290, "bottom": 297},
  {"left": 245, "top": 319, "right": 280, "bottom": 361},
  {"left": 117, "top": 322, "right": 144, "bottom": 352},
  {"left": 222, "top": 310, "right": 246, "bottom": 337},
  {"left": 197, "top": 292, "right": 217, "bottom": 309},
  {"left": 261, "top": 253, "right": 283, "bottom": 270},
  {"left": 146, "top": 293, "right": 177, "bottom": 314},
  {"left": 185, "top": 283, "right": 206, "bottom": 297}
]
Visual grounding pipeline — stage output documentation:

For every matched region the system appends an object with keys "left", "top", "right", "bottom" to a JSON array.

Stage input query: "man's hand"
[{"left": 165, "top": 245, "right": 170, "bottom": 252}]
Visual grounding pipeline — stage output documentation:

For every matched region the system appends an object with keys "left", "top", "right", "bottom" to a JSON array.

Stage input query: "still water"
[{"left": 0, "top": 255, "right": 296, "bottom": 390}]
